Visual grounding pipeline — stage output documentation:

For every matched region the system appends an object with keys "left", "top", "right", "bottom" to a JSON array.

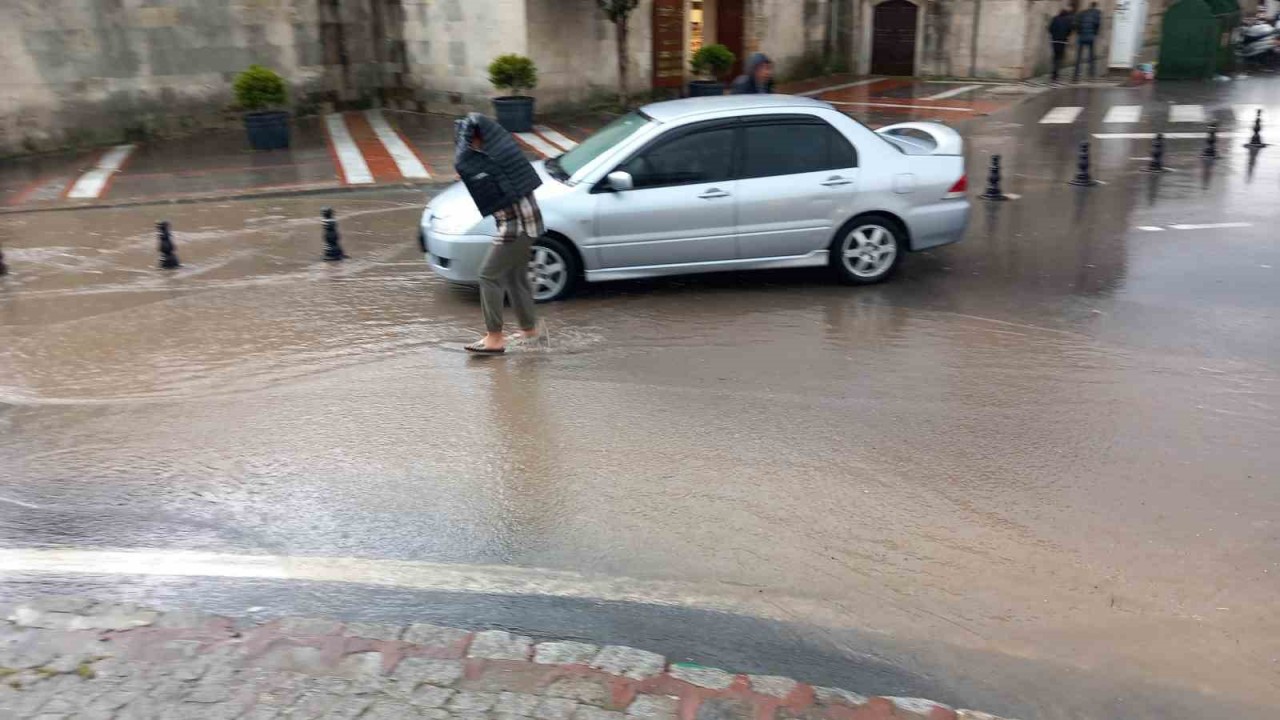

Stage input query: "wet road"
[{"left": 2, "top": 83, "right": 1279, "bottom": 719}]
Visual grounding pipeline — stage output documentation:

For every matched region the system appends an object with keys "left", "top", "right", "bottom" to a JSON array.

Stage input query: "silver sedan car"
[{"left": 421, "top": 94, "right": 969, "bottom": 301}]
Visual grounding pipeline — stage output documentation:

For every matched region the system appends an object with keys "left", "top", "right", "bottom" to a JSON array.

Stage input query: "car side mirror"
[{"left": 606, "top": 171, "right": 634, "bottom": 192}]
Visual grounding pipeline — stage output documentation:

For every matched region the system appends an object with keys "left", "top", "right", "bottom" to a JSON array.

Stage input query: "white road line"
[
  {"left": 827, "top": 101, "right": 975, "bottom": 112},
  {"left": 66, "top": 144, "right": 135, "bottom": 199},
  {"left": 515, "top": 132, "right": 561, "bottom": 158},
  {"left": 1103, "top": 105, "right": 1141, "bottom": 123},
  {"left": 923, "top": 84, "right": 981, "bottom": 101},
  {"left": 324, "top": 114, "right": 374, "bottom": 185},
  {"left": 0, "top": 496, "right": 41, "bottom": 509},
  {"left": 534, "top": 125, "right": 578, "bottom": 151},
  {"left": 1039, "top": 106, "right": 1083, "bottom": 124},
  {"left": 1136, "top": 226, "right": 1165, "bottom": 232},
  {"left": 1169, "top": 104, "right": 1207, "bottom": 123},
  {"left": 798, "top": 77, "right": 882, "bottom": 97},
  {"left": 1168, "top": 222, "right": 1253, "bottom": 230},
  {"left": 1093, "top": 131, "right": 1249, "bottom": 140},
  {"left": 364, "top": 110, "right": 430, "bottom": 179}
]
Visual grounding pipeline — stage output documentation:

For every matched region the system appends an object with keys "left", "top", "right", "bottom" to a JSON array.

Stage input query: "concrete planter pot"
[
  {"left": 493, "top": 96, "right": 536, "bottom": 133},
  {"left": 687, "top": 80, "right": 725, "bottom": 97},
  {"left": 244, "top": 110, "right": 291, "bottom": 151}
]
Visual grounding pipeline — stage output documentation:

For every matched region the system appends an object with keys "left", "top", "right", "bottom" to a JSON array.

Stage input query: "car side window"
[
  {"left": 741, "top": 122, "right": 858, "bottom": 179},
  {"left": 619, "top": 127, "right": 735, "bottom": 190}
]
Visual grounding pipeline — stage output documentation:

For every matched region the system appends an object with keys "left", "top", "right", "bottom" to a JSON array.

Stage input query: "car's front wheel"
[
  {"left": 831, "top": 214, "right": 904, "bottom": 285},
  {"left": 528, "top": 235, "right": 579, "bottom": 302}
]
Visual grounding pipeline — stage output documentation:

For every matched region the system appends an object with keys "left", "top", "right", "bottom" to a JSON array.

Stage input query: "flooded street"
[{"left": 2, "top": 88, "right": 1279, "bottom": 720}]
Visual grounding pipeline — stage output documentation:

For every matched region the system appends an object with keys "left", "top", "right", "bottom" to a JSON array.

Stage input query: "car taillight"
[{"left": 944, "top": 175, "right": 968, "bottom": 199}]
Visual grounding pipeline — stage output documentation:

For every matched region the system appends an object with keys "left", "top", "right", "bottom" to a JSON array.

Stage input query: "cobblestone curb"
[{"left": 0, "top": 597, "right": 1015, "bottom": 720}]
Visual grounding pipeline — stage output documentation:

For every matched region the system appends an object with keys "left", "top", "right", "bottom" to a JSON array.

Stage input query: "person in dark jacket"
[
  {"left": 1074, "top": 2, "right": 1103, "bottom": 81},
  {"left": 730, "top": 53, "right": 775, "bottom": 94},
  {"left": 1048, "top": 9, "right": 1074, "bottom": 83},
  {"left": 453, "top": 113, "right": 544, "bottom": 355}
]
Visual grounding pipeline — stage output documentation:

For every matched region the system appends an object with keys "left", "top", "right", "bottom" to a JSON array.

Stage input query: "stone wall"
[
  {"left": 747, "top": 0, "right": 833, "bottom": 78},
  {"left": 525, "top": 0, "right": 654, "bottom": 109},
  {"left": 0, "top": 0, "right": 333, "bottom": 155}
]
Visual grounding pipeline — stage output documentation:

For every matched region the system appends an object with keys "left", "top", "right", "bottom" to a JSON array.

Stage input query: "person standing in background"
[
  {"left": 1048, "top": 9, "right": 1075, "bottom": 83},
  {"left": 730, "top": 53, "right": 775, "bottom": 94},
  {"left": 1074, "top": 2, "right": 1103, "bottom": 81}
]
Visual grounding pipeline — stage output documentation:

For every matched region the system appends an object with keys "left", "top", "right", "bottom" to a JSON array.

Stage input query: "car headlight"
[{"left": 430, "top": 210, "right": 481, "bottom": 235}]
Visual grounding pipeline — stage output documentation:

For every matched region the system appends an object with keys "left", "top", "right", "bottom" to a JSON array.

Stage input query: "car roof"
[{"left": 638, "top": 94, "right": 833, "bottom": 123}]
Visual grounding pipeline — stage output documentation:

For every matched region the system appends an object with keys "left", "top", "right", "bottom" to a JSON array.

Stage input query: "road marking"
[
  {"left": 798, "top": 77, "right": 882, "bottom": 97},
  {"left": 923, "top": 84, "right": 981, "bottom": 101},
  {"left": 364, "top": 110, "right": 430, "bottom": 179},
  {"left": 0, "top": 496, "right": 41, "bottom": 509},
  {"left": 1103, "top": 105, "right": 1141, "bottom": 123},
  {"left": 1169, "top": 104, "right": 1207, "bottom": 123},
  {"left": 827, "top": 101, "right": 976, "bottom": 112},
  {"left": 66, "top": 145, "right": 135, "bottom": 199},
  {"left": 515, "top": 132, "right": 561, "bottom": 158},
  {"left": 535, "top": 125, "right": 578, "bottom": 151},
  {"left": 324, "top": 114, "right": 374, "bottom": 184},
  {"left": 1168, "top": 222, "right": 1252, "bottom": 230},
  {"left": 1136, "top": 226, "right": 1165, "bottom": 232},
  {"left": 1093, "top": 131, "right": 1249, "bottom": 140},
  {"left": 1039, "top": 106, "right": 1082, "bottom": 124}
]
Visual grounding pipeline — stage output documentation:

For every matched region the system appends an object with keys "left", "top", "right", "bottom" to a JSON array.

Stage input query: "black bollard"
[
  {"left": 1069, "top": 141, "right": 1098, "bottom": 186},
  {"left": 981, "top": 155, "right": 1009, "bottom": 201},
  {"left": 1245, "top": 110, "right": 1267, "bottom": 149},
  {"left": 1201, "top": 122, "right": 1218, "bottom": 159},
  {"left": 322, "top": 207, "right": 347, "bottom": 262},
  {"left": 0, "top": 244, "right": 8, "bottom": 277},
  {"left": 1143, "top": 132, "right": 1167, "bottom": 173},
  {"left": 157, "top": 221, "right": 180, "bottom": 269}
]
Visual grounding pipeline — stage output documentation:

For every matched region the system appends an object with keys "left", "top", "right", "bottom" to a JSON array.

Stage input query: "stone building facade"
[{"left": 2, "top": 0, "right": 1126, "bottom": 156}]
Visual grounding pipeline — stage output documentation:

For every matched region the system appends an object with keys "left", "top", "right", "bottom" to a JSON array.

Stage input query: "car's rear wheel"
[
  {"left": 831, "top": 214, "right": 904, "bottom": 285},
  {"left": 529, "top": 235, "right": 579, "bottom": 302}
]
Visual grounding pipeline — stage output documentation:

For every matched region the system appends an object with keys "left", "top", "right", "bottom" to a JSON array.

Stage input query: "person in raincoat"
[
  {"left": 730, "top": 52, "right": 775, "bottom": 94},
  {"left": 453, "top": 113, "right": 544, "bottom": 355}
]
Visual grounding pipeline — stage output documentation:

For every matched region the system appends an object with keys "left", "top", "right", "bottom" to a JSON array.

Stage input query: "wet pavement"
[{"left": 1, "top": 79, "right": 1279, "bottom": 720}]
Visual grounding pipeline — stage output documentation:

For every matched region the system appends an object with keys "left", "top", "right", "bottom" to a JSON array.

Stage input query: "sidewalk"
[
  {"left": 0, "top": 77, "right": 1042, "bottom": 214},
  {"left": 0, "top": 597, "right": 1009, "bottom": 720}
]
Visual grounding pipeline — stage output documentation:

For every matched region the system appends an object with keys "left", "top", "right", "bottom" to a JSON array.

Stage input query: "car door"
[
  {"left": 734, "top": 116, "right": 860, "bottom": 260},
  {"left": 591, "top": 121, "right": 738, "bottom": 269}
]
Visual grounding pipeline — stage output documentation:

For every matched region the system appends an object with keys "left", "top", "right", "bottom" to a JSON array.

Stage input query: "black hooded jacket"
[
  {"left": 453, "top": 113, "right": 543, "bottom": 218},
  {"left": 730, "top": 53, "right": 774, "bottom": 95}
]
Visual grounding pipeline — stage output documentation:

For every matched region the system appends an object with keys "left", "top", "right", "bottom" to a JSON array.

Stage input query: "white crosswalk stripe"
[
  {"left": 1169, "top": 104, "right": 1207, "bottom": 123},
  {"left": 324, "top": 114, "right": 373, "bottom": 184},
  {"left": 1103, "top": 105, "right": 1141, "bottom": 123},
  {"left": 364, "top": 110, "right": 430, "bottom": 179},
  {"left": 534, "top": 125, "right": 579, "bottom": 151},
  {"left": 515, "top": 132, "right": 561, "bottom": 158},
  {"left": 66, "top": 144, "right": 135, "bottom": 199},
  {"left": 1039, "top": 106, "right": 1083, "bottom": 124}
]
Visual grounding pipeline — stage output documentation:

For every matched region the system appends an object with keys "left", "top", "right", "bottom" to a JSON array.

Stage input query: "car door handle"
[
  {"left": 698, "top": 189, "right": 731, "bottom": 199},
  {"left": 821, "top": 177, "right": 853, "bottom": 187}
]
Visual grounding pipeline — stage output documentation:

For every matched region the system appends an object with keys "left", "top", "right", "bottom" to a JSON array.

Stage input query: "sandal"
[{"left": 464, "top": 341, "right": 505, "bottom": 355}]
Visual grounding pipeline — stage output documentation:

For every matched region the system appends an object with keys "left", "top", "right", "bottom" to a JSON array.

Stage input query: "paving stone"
[
  {"left": 185, "top": 684, "right": 232, "bottom": 703},
  {"left": 333, "top": 651, "right": 384, "bottom": 679},
  {"left": 257, "top": 645, "right": 328, "bottom": 674},
  {"left": 403, "top": 623, "right": 471, "bottom": 648},
  {"left": 275, "top": 617, "right": 344, "bottom": 636},
  {"left": 888, "top": 696, "right": 955, "bottom": 719},
  {"left": 814, "top": 686, "right": 869, "bottom": 707},
  {"left": 344, "top": 622, "right": 403, "bottom": 642},
  {"left": 7, "top": 608, "right": 78, "bottom": 630},
  {"left": 393, "top": 658, "right": 464, "bottom": 686},
  {"left": 668, "top": 664, "right": 735, "bottom": 690},
  {"left": 154, "top": 611, "right": 222, "bottom": 630},
  {"left": 748, "top": 674, "right": 798, "bottom": 699},
  {"left": 494, "top": 690, "right": 544, "bottom": 715},
  {"left": 545, "top": 675, "right": 610, "bottom": 705},
  {"left": 18, "top": 597, "right": 96, "bottom": 614},
  {"left": 694, "top": 698, "right": 753, "bottom": 720},
  {"left": 447, "top": 689, "right": 499, "bottom": 712},
  {"left": 534, "top": 696, "right": 581, "bottom": 720},
  {"left": 469, "top": 630, "right": 533, "bottom": 660},
  {"left": 313, "top": 694, "right": 372, "bottom": 718},
  {"left": 408, "top": 683, "right": 455, "bottom": 708},
  {"left": 534, "top": 641, "right": 599, "bottom": 665},
  {"left": 574, "top": 706, "right": 626, "bottom": 720},
  {"left": 590, "top": 646, "right": 665, "bottom": 680},
  {"left": 626, "top": 694, "right": 679, "bottom": 719}
]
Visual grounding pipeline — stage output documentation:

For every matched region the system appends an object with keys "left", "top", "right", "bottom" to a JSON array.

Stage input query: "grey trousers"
[{"left": 479, "top": 234, "right": 537, "bottom": 334}]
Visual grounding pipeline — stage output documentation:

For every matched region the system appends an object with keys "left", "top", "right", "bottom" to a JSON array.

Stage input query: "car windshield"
[{"left": 551, "top": 111, "right": 653, "bottom": 181}]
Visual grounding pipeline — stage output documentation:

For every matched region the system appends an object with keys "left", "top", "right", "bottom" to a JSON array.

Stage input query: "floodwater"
[{"left": 2, "top": 87, "right": 1279, "bottom": 719}]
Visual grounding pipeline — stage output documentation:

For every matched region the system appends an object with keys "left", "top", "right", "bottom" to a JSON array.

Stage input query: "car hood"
[{"left": 423, "top": 161, "right": 572, "bottom": 233}]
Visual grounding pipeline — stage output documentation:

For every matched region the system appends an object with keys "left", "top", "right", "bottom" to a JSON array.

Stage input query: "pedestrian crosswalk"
[{"left": 1037, "top": 103, "right": 1274, "bottom": 126}]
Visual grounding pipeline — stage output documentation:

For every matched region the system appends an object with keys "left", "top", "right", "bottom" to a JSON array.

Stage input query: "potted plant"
[
  {"left": 234, "top": 65, "right": 290, "bottom": 151},
  {"left": 689, "top": 44, "right": 735, "bottom": 97},
  {"left": 489, "top": 54, "right": 538, "bottom": 133}
]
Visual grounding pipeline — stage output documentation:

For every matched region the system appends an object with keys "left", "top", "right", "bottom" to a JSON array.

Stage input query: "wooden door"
[
  {"left": 718, "top": 0, "right": 746, "bottom": 78},
  {"left": 652, "top": 0, "right": 686, "bottom": 89},
  {"left": 871, "top": 0, "right": 918, "bottom": 76}
]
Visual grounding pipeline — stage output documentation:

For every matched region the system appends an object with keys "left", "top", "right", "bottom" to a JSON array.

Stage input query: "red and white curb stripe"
[
  {"left": 363, "top": 109, "right": 431, "bottom": 179},
  {"left": 66, "top": 144, "right": 135, "bottom": 199},
  {"left": 324, "top": 114, "right": 374, "bottom": 185}
]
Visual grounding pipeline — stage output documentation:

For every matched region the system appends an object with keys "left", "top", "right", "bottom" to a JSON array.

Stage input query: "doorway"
[{"left": 871, "top": 0, "right": 918, "bottom": 76}]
